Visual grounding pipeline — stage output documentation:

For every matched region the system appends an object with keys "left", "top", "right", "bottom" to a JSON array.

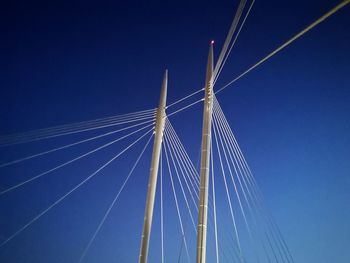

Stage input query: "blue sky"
[{"left": 0, "top": 0, "right": 349, "bottom": 262}]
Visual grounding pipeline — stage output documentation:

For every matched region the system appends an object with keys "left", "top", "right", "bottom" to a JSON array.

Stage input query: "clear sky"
[{"left": 0, "top": 0, "right": 349, "bottom": 262}]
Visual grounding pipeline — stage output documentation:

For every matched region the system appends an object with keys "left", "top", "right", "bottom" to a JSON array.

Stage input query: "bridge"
[{"left": 0, "top": 0, "right": 349, "bottom": 262}]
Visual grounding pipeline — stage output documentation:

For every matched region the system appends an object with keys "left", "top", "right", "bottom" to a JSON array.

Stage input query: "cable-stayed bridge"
[{"left": 1, "top": 1, "right": 349, "bottom": 262}]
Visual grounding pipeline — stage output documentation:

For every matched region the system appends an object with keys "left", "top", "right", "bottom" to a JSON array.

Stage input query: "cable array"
[
  {"left": 0, "top": 108, "right": 157, "bottom": 260},
  {"left": 0, "top": 108, "right": 156, "bottom": 146},
  {"left": 210, "top": 95, "right": 295, "bottom": 262},
  {"left": 0, "top": 122, "right": 155, "bottom": 195},
  {"left": 0, "top": 128, "right": 154, "bottom": 248}
]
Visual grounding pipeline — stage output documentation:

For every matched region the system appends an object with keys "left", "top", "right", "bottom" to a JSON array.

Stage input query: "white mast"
[
  {"left": 196, "top": 42, "right": 214, "bottom": 263},
  {"left": 139, "top": 70, "right": 168, "bottom": 263}
]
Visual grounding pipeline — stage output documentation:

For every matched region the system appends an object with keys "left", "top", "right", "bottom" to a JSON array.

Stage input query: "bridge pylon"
[
  {"left": 196, "top": 42, "right": 214, "bottom": 263},
  {"left": 139, "top": 70, "right": 168, "bottom": 263}
]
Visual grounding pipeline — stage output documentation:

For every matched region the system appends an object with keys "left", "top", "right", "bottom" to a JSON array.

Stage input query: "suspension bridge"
[{"left": 1, "top": 0, "right": 349, "bottom": 262}]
